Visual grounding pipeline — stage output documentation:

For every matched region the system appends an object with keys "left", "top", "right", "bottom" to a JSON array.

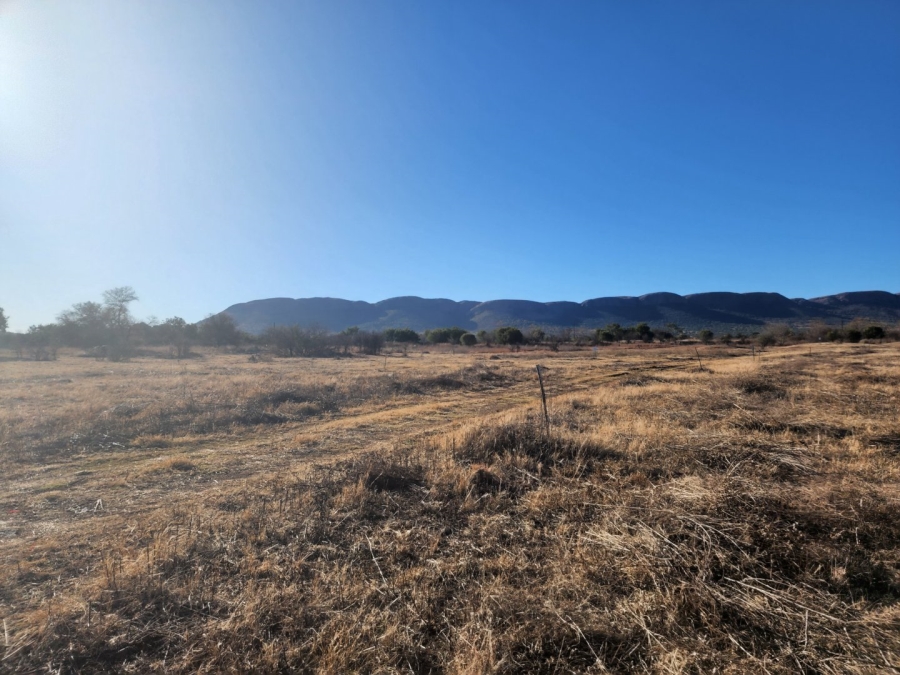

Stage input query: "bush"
[
  {"left": 757, "top": 333, "right": 777, "bottom": 349},
  {"left": 356, "top": 331, "right": 385, "bottom": 355},
  {"left": 527, "top": 328, "right": 545, "bottom": 344},
  {"left": 263, "top": 325, "right": 330, "bottom": 357},
  {"left": 384, "top": 328, "right": 420, "bottom": 344},
  {"left": 846, "top": 329, "right": 863, "bottom": 343},
  {"left": 460, "top": 333, "right": 477, "bottom": 347},
  {"left": 863, "top": 326, "right": 885, "bottom": 340},
  {"left": 698, "top": 329, "right": 714, "bottom": 344},
  {"left": 495, "top": 327, "right": 524, "bottom": 345},
  {"left": 635, "top": 323, "right": 654, "bottom": 342},
  {"left": 424, "top": 327, "right": 467, "bottom": 345}
]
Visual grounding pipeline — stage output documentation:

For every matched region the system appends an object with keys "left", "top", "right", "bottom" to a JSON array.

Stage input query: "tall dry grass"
[{"left": 1, "top": 344, "right": 898, "bottom": 673}]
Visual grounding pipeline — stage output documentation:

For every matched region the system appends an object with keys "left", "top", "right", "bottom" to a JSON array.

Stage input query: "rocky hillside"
[{"left": 221, "top": 291, "right": 900, "bottom": 335}]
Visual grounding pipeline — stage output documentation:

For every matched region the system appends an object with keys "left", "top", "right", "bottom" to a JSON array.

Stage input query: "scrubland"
[{"left": 1, "top": 343, "right": 898, "bottom": 673}]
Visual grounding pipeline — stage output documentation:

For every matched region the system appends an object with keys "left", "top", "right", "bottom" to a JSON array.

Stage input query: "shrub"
[
  {"left": 527, "top": 328, "right": 545, "bottom": 344},
  {"left": 698, "top": 329, "right": 714, "bottom": 344},
  {"left": 635, "top": 323, "right": 654, "bottom": 342},
  {"left": 384, "top": 328, "right": 419, "bottom": 343},
  {"left": 495, "top": 327, "right": 524, "bottom": 345},
  {"left": 846, "top": 329, "right": 863, "bottom": 343},
  {"left": 863, "top": 326, "right": 885, "bottom": 340},
  {"left": 425, "top": 327, "right": 467, "bottom": 345},
  {"left": 757, "top": 333, "right": 777, "bottom": 349},
  {"left": 460, "top": 333, "right": 477, "bottom": 347}
]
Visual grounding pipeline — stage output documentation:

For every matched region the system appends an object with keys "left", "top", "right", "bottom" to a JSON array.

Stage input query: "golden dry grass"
[{"left": 1, "top": 342, "right": 898, "bottom": 673}]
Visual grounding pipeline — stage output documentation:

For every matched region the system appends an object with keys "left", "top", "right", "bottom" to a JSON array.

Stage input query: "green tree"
[
  {"left": 424, "top": 327, "right": 467, "bottom": 345},
  {"left": 601, "top": 323, "right": 624, "bottom": 342},
  {"left": 635, "top": 323, "right": 654, "bottom": 342},
  {"left": 0, "top": 306, "right": 7, "bottom": 333},
  {"left": 384, "top": 328, "right": 419, "bottom": 343},
  {"left": 495, "top": 326, "right": 524, "bottom": 345},
  {"left": 863, "top": 325, "right": 885, "bottom": 340},
  {"left": 460, "top": 333, "right": 477, "bottom": 346},
  {"left": 698, "top": 329, "right": 714, "bottom": 344}
]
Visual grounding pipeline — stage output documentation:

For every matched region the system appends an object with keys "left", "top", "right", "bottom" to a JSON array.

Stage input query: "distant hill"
[{"left": 220, "top": 291, "right": 900, "bottom": 336}]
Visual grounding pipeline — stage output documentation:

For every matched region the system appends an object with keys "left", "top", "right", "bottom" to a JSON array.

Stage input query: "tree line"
[
  {"left": 0, "top": 292, "right": 896, "bottom": 361},
  {"left": 0, "top": 288, "right": 243, "bottom": 361}
]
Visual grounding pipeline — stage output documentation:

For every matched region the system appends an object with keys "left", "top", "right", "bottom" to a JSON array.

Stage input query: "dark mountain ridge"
[{"left": 221, "top": 291, "right": 900, "bottom": 336}]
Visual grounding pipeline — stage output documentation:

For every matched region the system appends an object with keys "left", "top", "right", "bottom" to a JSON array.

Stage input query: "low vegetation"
[
  {"left": 1, "top": 287, "right": 897, "bottom": 364},
  {"left": 1, "top": 342, "right": 898, "bottom": 673}
]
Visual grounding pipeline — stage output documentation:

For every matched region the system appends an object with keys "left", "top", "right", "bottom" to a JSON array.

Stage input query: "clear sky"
[{"left": 1, "top": 1, "right": 898, "bottom": 331}]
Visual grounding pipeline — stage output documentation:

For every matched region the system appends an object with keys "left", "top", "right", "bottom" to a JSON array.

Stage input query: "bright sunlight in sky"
[{"left": 1, "top": 1, "right": 898, "bottom": 330}]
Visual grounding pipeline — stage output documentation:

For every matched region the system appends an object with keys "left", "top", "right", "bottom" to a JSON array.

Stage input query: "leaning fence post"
[{"left": 536, "top": 364, "right": 550, "bottom": 432}]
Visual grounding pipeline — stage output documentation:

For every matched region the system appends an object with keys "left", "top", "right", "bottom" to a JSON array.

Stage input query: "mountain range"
[{"left": 220, "top": 291, "right": 900, "bottom": 336}]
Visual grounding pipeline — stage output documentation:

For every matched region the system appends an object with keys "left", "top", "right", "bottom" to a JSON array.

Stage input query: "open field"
[{"left": 1, "top": 343, "right": 899, "bottom": 673}]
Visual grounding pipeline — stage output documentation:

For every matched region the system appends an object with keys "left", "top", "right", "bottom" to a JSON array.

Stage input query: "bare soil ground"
[{"left": 1, "top": 343, "right": 898, "bottom": 673}]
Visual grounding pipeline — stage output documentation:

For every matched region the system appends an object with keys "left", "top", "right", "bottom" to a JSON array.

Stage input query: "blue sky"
[{"left": 1, "top": 1, "right": 898, "bottom": 331}]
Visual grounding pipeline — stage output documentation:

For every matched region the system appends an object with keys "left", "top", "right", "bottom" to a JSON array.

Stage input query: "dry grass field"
[{"left": 1, "top": 342, "right": 898, "bottom": 673}]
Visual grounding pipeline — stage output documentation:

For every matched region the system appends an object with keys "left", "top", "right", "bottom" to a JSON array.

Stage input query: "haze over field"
[{"left": 2, "top": 2, "right": 898, "bottom": 330}]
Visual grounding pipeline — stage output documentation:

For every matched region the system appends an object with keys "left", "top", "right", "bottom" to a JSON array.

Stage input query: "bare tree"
[
  {"left": 103, "top": 287, "right": 138, "bottom": 331},
  {"left": 102, "top": 287, "right": 139, "bottom": 360}
]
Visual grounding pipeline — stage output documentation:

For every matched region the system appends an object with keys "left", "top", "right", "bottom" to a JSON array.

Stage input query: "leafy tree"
[
  {"left": 635, "top": 322, "right": 654, "bottom": 343},
  {"left": 495, "top": 326, "right": 524, "bottom": 345},
  {"left": 601, "top": 323, "right": 624, "bottom": 342},
  {"left": 476, "top": 330, "right": 491, "bottom": 346},
  {"left": 199, "top": 313, "right": 242, "bottom": 347},
  {"left": 596, "top": 329, "right": 616, "bottom": 343},
  {"left": 424, "top": 327, "right": 467, "bottom": 345},
  {"left": 698, "top": 329, "right": 714, "bottom": 345},
  {"left": 845, "top": 329, "right": 862, "bottom": 343},
  {"left": 0, "top": 306, "right": 7, "bottom": 333},
  {"left": 384, "top": 328, "right": 419, "bottom": 343},
  {"left": 460, "top": 333, "right": 477, "bottom": 346},
  {"left": 863, "top": 325, "right": 885, "bottom": 340},
  {"left": 757, "top": 332, "right": 776, "bottom": 350}
]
